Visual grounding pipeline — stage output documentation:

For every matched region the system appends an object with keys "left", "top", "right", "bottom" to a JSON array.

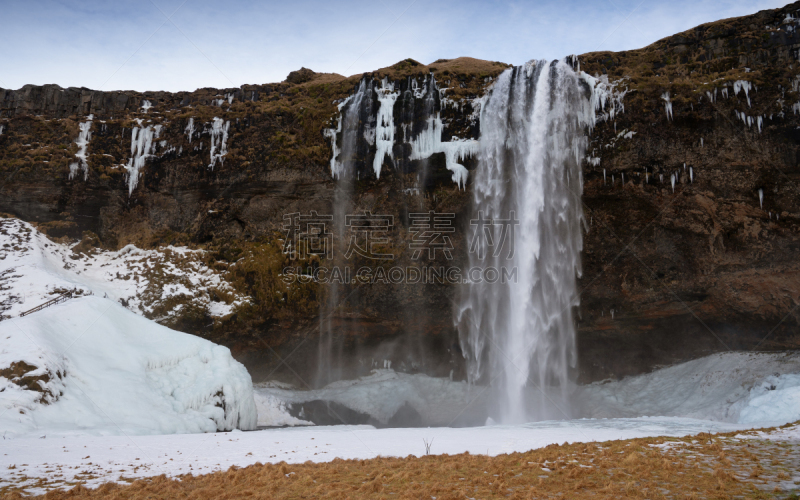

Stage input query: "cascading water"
[
  {"left": 316, "top": 79, "right": 373, "bottom": 387},
  {"left": 456, "top": 59, "right": 595, "bottom": 424}
]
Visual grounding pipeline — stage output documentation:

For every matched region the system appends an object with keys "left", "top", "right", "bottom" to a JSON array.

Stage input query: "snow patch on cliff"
[{"left": 0, "top": 217, "right": 247, "bottom": 321}]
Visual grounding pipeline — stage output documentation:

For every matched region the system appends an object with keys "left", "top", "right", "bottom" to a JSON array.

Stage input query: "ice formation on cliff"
[
  {"left": 68, "top": 115, "right": 93, "bottom": 181},
  {"left": 125, "top": 122, "right": 162, "bottom": 195},
  {"left": 209, "top": 117, "right": 230, "bottom": 169}
]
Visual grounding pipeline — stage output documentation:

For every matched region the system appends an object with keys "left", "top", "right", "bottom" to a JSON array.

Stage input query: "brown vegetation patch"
[{"left": 0, "top": 361, "right": 59, "bottom": 404}]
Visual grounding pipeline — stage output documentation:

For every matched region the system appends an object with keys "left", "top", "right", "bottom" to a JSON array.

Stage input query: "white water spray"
[{"left": 456, "top": 60, "right": 592, "bottom": 423}]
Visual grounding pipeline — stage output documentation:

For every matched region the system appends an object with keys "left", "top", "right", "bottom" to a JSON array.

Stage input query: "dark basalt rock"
[
  {"left": 285, "top": 67, "right": 316, "bottom": 85},
  {"left": 386, "top": 402, "right": 423, "bottom": 428},
  {"left": 287, "top": 400, "right": 372, "bottom": 426}
]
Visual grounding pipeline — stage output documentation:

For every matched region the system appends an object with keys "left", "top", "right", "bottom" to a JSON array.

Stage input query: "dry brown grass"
[{"left": 4, "top": 424, "right": 798, "bottom": 499}]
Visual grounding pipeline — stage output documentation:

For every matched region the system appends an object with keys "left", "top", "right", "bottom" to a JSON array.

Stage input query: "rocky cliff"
[{"left": 1, "top": 3, "right": 799, "bottom": 385}]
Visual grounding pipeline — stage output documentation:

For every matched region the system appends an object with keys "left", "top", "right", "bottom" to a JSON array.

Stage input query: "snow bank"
[
  {"left": 738, "top": 374, "right": 800, "bottom": 425},
  {"left": 0, "top": 295, "right": 257, "bottom": 438},
  {"left": 576, "top": 351, "right": 800, "bottom": 424}
]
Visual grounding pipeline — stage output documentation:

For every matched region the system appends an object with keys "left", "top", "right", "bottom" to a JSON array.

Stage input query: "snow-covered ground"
[
  {"left": 0, "top": 295, "right": 257, "bottom": 438},
  {"left": 0, "top": 217, "right": 246, "bottom": 321},
  {"left": 0, "top": 417, "right": 774, "bottom": 495},
  {"left": 2, "top": 216, "right": 799, "bottom": 495}
]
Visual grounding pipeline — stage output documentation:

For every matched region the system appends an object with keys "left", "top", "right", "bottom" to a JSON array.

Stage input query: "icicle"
[
  {"left": 689, "top": 167, "right": 693, "bottom": 183},
  {"left": 700, "top": 138, "right": 704, "bottom": 147},
  {"left": 758, "top": 188, "right": 763, "bottom": 209},
  {"left": 185, "top": 118, "right": 195, "bottom": 143},
  {"left": 141, "top": 100, "right": 152, "bottom": 113},
  {"left": 621, "top": 172, "right": 625, "bottom": 184},
  {"left": 68, "top": 115, "right": 93, "bottom": 181},
  {"left": 124, "top": 123, "right": 162, "bottom": 195},
  {"left": 407, "top": 75, "right": 477, "bottom": 189},
  {"left": 603, "top": 169, "right": 606, "bottom": 184},
  {"left": 373, "top": 78, "right": 399, "bottom": 179},
  {"left": 661, "top": 92, "right": 673, "bottom": 121},
  {"left": 733, "top": 80, "right": 752, "bottom": 107},
  {"left": 670, "top": 173, "right": 675, "bottom": 192},
  {"left": 209, "top": 117, "right": 231, "bottom": 169}
]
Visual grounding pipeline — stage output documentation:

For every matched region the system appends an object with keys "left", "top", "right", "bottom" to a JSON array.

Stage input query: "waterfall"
[
  {"left": 456, "top": 60, "right": 594, "bottom": 424},
  {"left": 317, "top": 79, "right": 374, "bottom": 387}
]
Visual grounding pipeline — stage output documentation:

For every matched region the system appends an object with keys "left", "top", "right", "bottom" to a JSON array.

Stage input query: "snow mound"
[
  {"left": 0, "top": 217, "right": 246, "bottom": 321},
  {"left": 577, "top": 351, "right": 800, "bottom": 424},
  {"left": 738, "top": 374, "right": 800, "bottom": 425},
  {"left": 255, "top": 369, "right": 488, "bottom": 427},
  {"left": 0, "top": 296, "right": 257, "bottom": 438}
]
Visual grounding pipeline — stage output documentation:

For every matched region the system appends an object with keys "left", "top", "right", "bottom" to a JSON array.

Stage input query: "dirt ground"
[{"left": 2, "top": 423, "right": 799, "bottom": 499}]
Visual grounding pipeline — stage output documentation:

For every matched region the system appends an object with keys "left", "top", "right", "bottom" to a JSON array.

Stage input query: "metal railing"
[{"left": 20, "top": 292, "right": 73, "bottom": 317}]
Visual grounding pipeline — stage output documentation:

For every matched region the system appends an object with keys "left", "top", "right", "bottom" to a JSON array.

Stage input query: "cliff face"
[{"left": 1, "top": 4, "right": 799, "bottom": 384}]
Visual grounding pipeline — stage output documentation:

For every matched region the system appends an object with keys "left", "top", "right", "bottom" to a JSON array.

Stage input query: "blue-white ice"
[{"left": 68, "top": 115, "right": 93, "bottom": 181}]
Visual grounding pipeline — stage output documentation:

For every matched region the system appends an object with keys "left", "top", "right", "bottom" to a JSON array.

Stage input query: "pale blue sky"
[{"left": 0, "top": 0, "right": 789, "bottom": 92}]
